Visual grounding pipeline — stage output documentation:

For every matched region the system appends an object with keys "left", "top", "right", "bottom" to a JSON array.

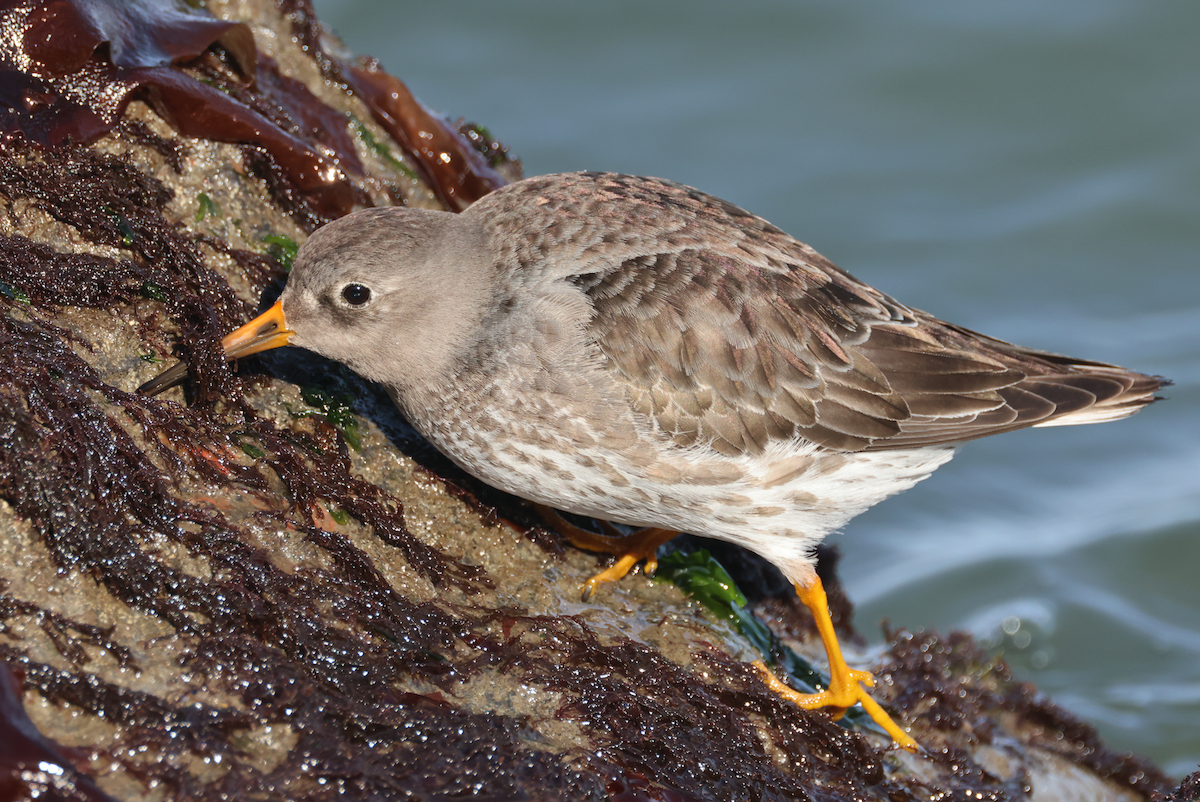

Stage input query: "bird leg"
[
  {"left": 533, "top": 505, "right": 679, "bottom": 598},
  {"left": 754, "top": 577, "right": 918, "bottom": 751},
  {"left": 536, "top": 505, "right": 915, "bottom": 748}
]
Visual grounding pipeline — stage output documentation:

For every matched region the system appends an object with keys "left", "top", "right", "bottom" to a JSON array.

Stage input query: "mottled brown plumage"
[
  {"left": 139, "top": 171, "right": 1166, "bottom": 750},
  {"left": 479, "top": 173, "right": 1161, "bottom": 457}
]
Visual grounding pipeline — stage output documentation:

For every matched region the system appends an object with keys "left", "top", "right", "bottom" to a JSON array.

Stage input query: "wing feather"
[{"left": 492, "top": 173, "right": 1165, "bottom": 455}]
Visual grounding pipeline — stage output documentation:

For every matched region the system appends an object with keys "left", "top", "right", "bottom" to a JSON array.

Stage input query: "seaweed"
[
  {"left": 353, "top": 117, "right": 420, "bottom": 181},
  {"left": 0, "top": 0, "right": 354, "bottom": 222},
  {"left": 0, "top": 133, "right": 544, "bottom": 798},
  {"left": 655, "top": 549, "right": 874, "bottom": 732},
  {"left": 0, "top": 1, "right": 1181, "bottom": 799},
  {"left": 261, "top": 234, "right": 300, "bottom": 272},
  {"left": 0, "top": 661, "right": 119, "bottom": 802},
  {"left": 344, "top": 60, "right": 508, "bottom": 211},
  {"left": 295, "top": 385, "right": 363, "bottom": 451},
  {"left": 195, "top": 192, "right": 221, "bottom": 223}
]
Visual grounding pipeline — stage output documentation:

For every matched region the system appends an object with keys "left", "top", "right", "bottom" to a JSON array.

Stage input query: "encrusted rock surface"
[{"left": 0, "top": 1, "right": 1188, "bottom": 800}]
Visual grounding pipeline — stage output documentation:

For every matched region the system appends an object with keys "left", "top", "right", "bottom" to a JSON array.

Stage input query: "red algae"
[
  {"left": 881, "top": 629, "right": 1172, "bottom": 797},
  {"left": 1156, "top": 771, "right": 1200, "bottom": 802},
  {"left": 0, "top": 662, "right": 119, "bottom": 802},
  {"left": 0, "top": 0, "right": 353, "bottom": 221},
  {"left": 20, "top": 0, "right": 256, "bottom": 75},
  {"left": 254, "top": 53, "right": 365, "bottom": 177},
  {"left": 345, "top": 60, "right": 508, "bottom": 210},
  {"left": 277, "top": 0, "right": 517, "bottom": 210},
  {"left": 0, "top": 1, "right": 1188, "bottom": 800}
]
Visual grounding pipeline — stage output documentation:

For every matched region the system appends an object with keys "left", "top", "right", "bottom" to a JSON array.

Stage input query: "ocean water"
[{"left": 313, "top": 0, "right": 1200, "bottom": 776}]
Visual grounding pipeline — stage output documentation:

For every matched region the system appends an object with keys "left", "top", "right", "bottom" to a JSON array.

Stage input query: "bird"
[{"left": 140, "top": 171, "right": 1165, "bottom": 750}]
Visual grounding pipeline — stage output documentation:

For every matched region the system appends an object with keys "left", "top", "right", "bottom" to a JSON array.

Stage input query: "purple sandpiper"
[{"left": 141, "top": 172, "right": 1166, "bottom": 750}]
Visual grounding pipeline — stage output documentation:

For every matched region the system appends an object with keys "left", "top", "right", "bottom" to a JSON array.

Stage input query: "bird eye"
[{"left": 341, "top": 283, "right": 372, "bottom": 306}]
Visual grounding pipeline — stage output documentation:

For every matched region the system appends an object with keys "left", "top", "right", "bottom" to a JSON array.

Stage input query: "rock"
[{"left": 0, "top": 0, "right": 1182, "bottom": 799}]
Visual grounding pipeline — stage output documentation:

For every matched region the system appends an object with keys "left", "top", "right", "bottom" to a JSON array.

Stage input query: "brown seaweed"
[
  {"left": 0, "top": 0, "right": 353, "bottom": 221},
  {"left": 344, "top": 59, "right": 507, "bottom": 211}
]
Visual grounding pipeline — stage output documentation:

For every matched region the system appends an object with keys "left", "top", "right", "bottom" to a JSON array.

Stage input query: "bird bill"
[{"left": 138, "top": 300, "right": 294, "bottom": 396}]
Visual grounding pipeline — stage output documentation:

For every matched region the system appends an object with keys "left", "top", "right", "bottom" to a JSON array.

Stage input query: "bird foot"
[
  {"left": 532, "top": 504, "right": 678, "bottom": 599},
  {"left": 580, "top": 540, "right": 664, "bottom": 599},
  {"left": 754, "top": 660, "right": 916, "bottom": 750}
]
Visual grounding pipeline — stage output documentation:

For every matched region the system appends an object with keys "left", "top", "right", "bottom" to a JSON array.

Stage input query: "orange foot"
[
  {"left": 533, "top": 505, "right": 678, "bottom": 598},
  {"left": 534, "top": 507, "right": 917, "bottom": 749},
  {"left": 758, "top": 577, "right": 918, "bottom": 751}
]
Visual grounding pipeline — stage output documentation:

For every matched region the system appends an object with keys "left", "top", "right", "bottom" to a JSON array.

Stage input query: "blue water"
[{"left": 313, "top": 0, "right": 1200, "bottom": 775}]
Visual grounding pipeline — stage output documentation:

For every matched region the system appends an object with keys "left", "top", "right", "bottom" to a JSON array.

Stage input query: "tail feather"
[
  {"left": 1030, "top": 367, "right": 1167, "bottom": 428},
  {"left": 865, "top": 338, "right": 1168, "bottom": 451}
]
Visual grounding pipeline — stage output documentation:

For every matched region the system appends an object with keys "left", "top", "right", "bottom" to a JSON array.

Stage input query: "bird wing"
[{"left": 565, "top": 176, "right": 1157, "bottom": 455}]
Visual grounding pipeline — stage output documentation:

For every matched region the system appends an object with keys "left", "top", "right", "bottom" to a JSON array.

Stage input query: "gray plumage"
[
  {"left": 135, "top": 170, "right": 1165, "bottom": 749},
  {"left": 244, "top": 172, "right": 1166, "bottom": 582}
]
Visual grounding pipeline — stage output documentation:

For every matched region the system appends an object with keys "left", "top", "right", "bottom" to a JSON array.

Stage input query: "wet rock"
[{"left": 0, "top": 0, "right": 1183, "bottom": 800}]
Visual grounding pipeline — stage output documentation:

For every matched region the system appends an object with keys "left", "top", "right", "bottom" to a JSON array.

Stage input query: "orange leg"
[
  {"left": 534, "top": 505, "right": 679, "bottom": 598},
  {"left": 754, "top": 577, "right": 918, "bottom": 751},
  {"left": 536, "top": 507, "right": 915, "bottom": 748}
]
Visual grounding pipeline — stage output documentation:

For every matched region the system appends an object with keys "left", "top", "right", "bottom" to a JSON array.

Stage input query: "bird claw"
[
  {"left": 848, "top": 667, "right": 876, "bottom": 689},
  {"left": 754, "top": 660, "right": 917, "bottom": 751}
]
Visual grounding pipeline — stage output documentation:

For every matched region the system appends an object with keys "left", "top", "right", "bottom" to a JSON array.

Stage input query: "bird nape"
[{"left": 139, "top": 171, "right": 1166, "bottom": 751}]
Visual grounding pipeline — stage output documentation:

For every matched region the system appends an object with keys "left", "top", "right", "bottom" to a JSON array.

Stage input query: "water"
[{"left": 313, "top": 0, "right": 1200, "bottom": 776}]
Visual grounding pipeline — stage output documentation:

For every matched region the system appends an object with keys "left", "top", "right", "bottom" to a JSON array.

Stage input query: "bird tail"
[{"left": 1027, "top": 364, "right": 1169, "bottom": 428}]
